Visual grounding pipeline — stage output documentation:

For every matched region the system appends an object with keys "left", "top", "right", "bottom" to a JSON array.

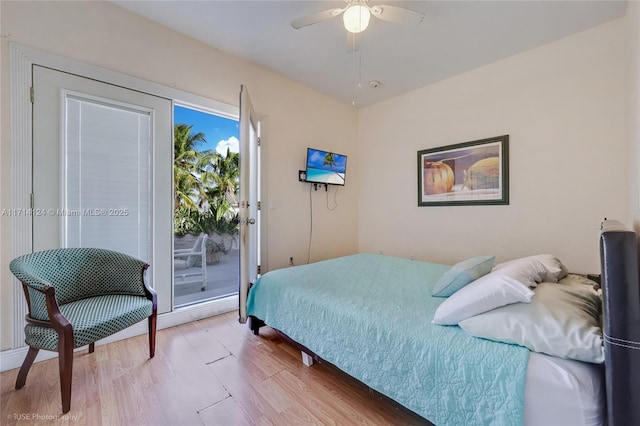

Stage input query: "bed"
[{"left": 244, "top": 219, "right": 639, "bottom": 426}]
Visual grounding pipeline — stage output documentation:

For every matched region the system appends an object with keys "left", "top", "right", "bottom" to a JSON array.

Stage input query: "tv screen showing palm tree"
[{"left": 306, "top": 148, "right": 347, "bottom": 186}]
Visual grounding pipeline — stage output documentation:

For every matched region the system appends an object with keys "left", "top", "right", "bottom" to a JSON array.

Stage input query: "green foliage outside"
[{"left": 173, "top": 123, "right": 239, "bottom": 253}]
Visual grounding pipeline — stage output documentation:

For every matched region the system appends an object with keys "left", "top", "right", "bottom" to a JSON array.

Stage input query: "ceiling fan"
[{"left": 290, "top": 0, "right": 425, "bottom": 34}]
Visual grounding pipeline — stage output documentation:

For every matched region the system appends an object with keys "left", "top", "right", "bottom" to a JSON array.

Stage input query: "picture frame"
[{"left": 417, "top": 135, "right": 509, "bottom": 206}]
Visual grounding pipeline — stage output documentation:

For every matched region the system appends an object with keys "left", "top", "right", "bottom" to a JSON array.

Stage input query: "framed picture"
[{"left": 417, "top": 135, "right": 509, "bottom": 206}]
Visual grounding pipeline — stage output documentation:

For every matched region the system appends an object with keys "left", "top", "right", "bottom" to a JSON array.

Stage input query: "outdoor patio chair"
[
  {"left": 9, "top": 248, "right": 157, "bottom": 413},
  {"left": 174, "top": 233, "right": 208, "bottom": 291}
]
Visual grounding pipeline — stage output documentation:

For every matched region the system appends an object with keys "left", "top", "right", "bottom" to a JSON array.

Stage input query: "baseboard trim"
[{"left": 0, "top": 296, "right": 238, "bottom": 372}]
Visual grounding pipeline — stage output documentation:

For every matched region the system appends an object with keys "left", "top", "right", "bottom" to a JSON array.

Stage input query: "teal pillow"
[{"left": 432, "top": 256, "right": 495, "bottom": 297}]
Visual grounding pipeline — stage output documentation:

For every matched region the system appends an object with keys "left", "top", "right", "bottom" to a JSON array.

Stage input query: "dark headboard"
[{"left": 599, "top": 219, "right": 640, "bottom": 426}]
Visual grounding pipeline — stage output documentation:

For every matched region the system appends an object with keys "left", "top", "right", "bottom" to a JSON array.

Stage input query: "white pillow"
[
  {"left": 493, "top": 254, "right": 568, "bottom": 283},
  {"left": 459, "top": 274, "right": 603, "bottom": 363},
  {"left": 432, "top": 261, "right": 536, "bottom": 325}
]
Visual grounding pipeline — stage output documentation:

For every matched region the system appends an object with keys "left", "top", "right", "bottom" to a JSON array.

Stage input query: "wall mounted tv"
[{"left": 305, "top": 148, "right": 347, "bottom": 186}]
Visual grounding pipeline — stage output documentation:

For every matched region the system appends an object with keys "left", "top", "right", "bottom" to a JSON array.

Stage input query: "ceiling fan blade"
[
  {"left": 369, "top": 4, "right": 424, "bottom": 27},
  {"left": 346, "top": 32, "right": 360, "bottom": 53},
  {"left": 290, "top": 7, "right": 345, "bottom": 29}
]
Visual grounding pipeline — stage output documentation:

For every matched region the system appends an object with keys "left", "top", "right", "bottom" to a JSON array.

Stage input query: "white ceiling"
[{"left": 113, "top": 1, "right": 628, "bottom": 107}]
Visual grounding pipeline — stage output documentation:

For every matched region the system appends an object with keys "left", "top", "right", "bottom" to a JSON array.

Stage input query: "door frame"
[{"left": 8, "top": 43, "right": 267, "bottom": 350}]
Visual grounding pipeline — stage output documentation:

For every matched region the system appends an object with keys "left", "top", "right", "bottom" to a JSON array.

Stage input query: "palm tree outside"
[
  {"left": 174, "top": 123, "right": 208, "bottom": 210},
  {"left": 173, "top": 123, "right": 239, "bottom": 237}
]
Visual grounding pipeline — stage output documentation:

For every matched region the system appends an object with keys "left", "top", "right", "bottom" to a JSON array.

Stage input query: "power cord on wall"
[
  {"left": 326, "top": 185, "right": 338, "bottom": 210},
  {"left": 306, "top": 184, "right": 340, "bottom": 264},
  {"left": 307, "top": 184, "right": 313, "bottom": 264}
]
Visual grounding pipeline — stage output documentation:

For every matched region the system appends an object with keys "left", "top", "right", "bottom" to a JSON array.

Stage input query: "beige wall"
[
  {"left": 1, "top": 1, "right": 637, "bottom": 353},
  {"left": 628, "top": 1, "right": 640, "bottom": 230},
  {"left": 357, "top": 18, "right": 627, "bottom": 274},
  {"left": 0, "top": 1, "right": 359, "bottom": 350}
]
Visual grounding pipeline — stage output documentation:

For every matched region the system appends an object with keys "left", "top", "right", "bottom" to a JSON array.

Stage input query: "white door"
[
  {"left": 238, "top": 85, "right": 260, "bottom": 323},
  {"left": 32, "top": 65, "right": 173, "bottom": 314}
]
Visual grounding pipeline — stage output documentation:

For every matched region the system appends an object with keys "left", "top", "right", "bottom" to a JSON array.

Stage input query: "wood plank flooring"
[{"left": 1, "top": 311, "right": 432, "bottom": 425}]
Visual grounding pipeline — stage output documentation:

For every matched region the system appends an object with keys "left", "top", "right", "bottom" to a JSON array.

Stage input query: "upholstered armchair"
[{"left": 9, "top": 248, "right": 157, "bottom": 413}]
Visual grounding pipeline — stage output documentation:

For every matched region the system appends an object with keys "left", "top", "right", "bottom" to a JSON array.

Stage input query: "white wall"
[
  {"left": 628, "top": 1, "right": 640, "bottom": 230},
  {"left": 357, "top": 19, "right": 627, "bottom": 274},
  {"left": 0, "top": 1, "right": 359, "bottom": 350}
]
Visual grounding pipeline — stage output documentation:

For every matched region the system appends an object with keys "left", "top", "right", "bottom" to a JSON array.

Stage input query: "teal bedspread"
[{"left": 247, "top": 254, "right": 530, "bottom": 425}]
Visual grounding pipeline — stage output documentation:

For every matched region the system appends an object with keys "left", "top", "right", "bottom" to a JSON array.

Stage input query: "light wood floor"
[{"left": 1, "top": 311, "right": 431, "bottom": 425}]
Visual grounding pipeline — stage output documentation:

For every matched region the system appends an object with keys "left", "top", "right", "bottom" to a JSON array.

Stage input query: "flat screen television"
[{"left": 305, "top": 148, "right": 347, "bottom": 186}]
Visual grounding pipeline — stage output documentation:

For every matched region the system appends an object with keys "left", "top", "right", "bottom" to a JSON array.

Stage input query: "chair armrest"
[
  {"left": 173, "top": 248, "right": 195, "bottom": 254},
  {"left": 174, "top": 251, "right": 204, "bottom": 258},
  {"left": 19, "top": 281, "right": 71, "bottom": 329},
  {"left": 43, "top": 286, "right": 72, "bottom": 333},
  {"left": 142, "top": 273, "right": 158, "bottom": 311},
  {"left": 9, "top": 260, "right": 54, "bottom": 292}
]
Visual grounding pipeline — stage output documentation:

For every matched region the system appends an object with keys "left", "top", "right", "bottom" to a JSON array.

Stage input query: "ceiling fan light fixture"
[{"left": 343, "top": 5, "right": 370, "bottom": 33}]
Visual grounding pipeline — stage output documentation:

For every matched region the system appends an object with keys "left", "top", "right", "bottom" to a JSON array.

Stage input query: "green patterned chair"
[{"left": 9, "top": 248, "right": 157, "bottom": 413}]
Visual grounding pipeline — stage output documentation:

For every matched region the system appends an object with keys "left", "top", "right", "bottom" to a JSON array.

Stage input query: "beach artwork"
[{"left": 417, "top": 136, "right": 509, "bottom": 206}]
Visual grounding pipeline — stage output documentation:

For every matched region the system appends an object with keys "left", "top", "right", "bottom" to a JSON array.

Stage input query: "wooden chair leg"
[
  {"left": 148, "top": 311, "right": 157, "bottom": 358},
  {"left": 15, "top": 346, "right": 39, "bottom": 389},
  {"left": 58, "top": 328, "right": 74, "bottom": 414},
  {"left": 88, "top": 342, "right": 95, "bottom": 353}
]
